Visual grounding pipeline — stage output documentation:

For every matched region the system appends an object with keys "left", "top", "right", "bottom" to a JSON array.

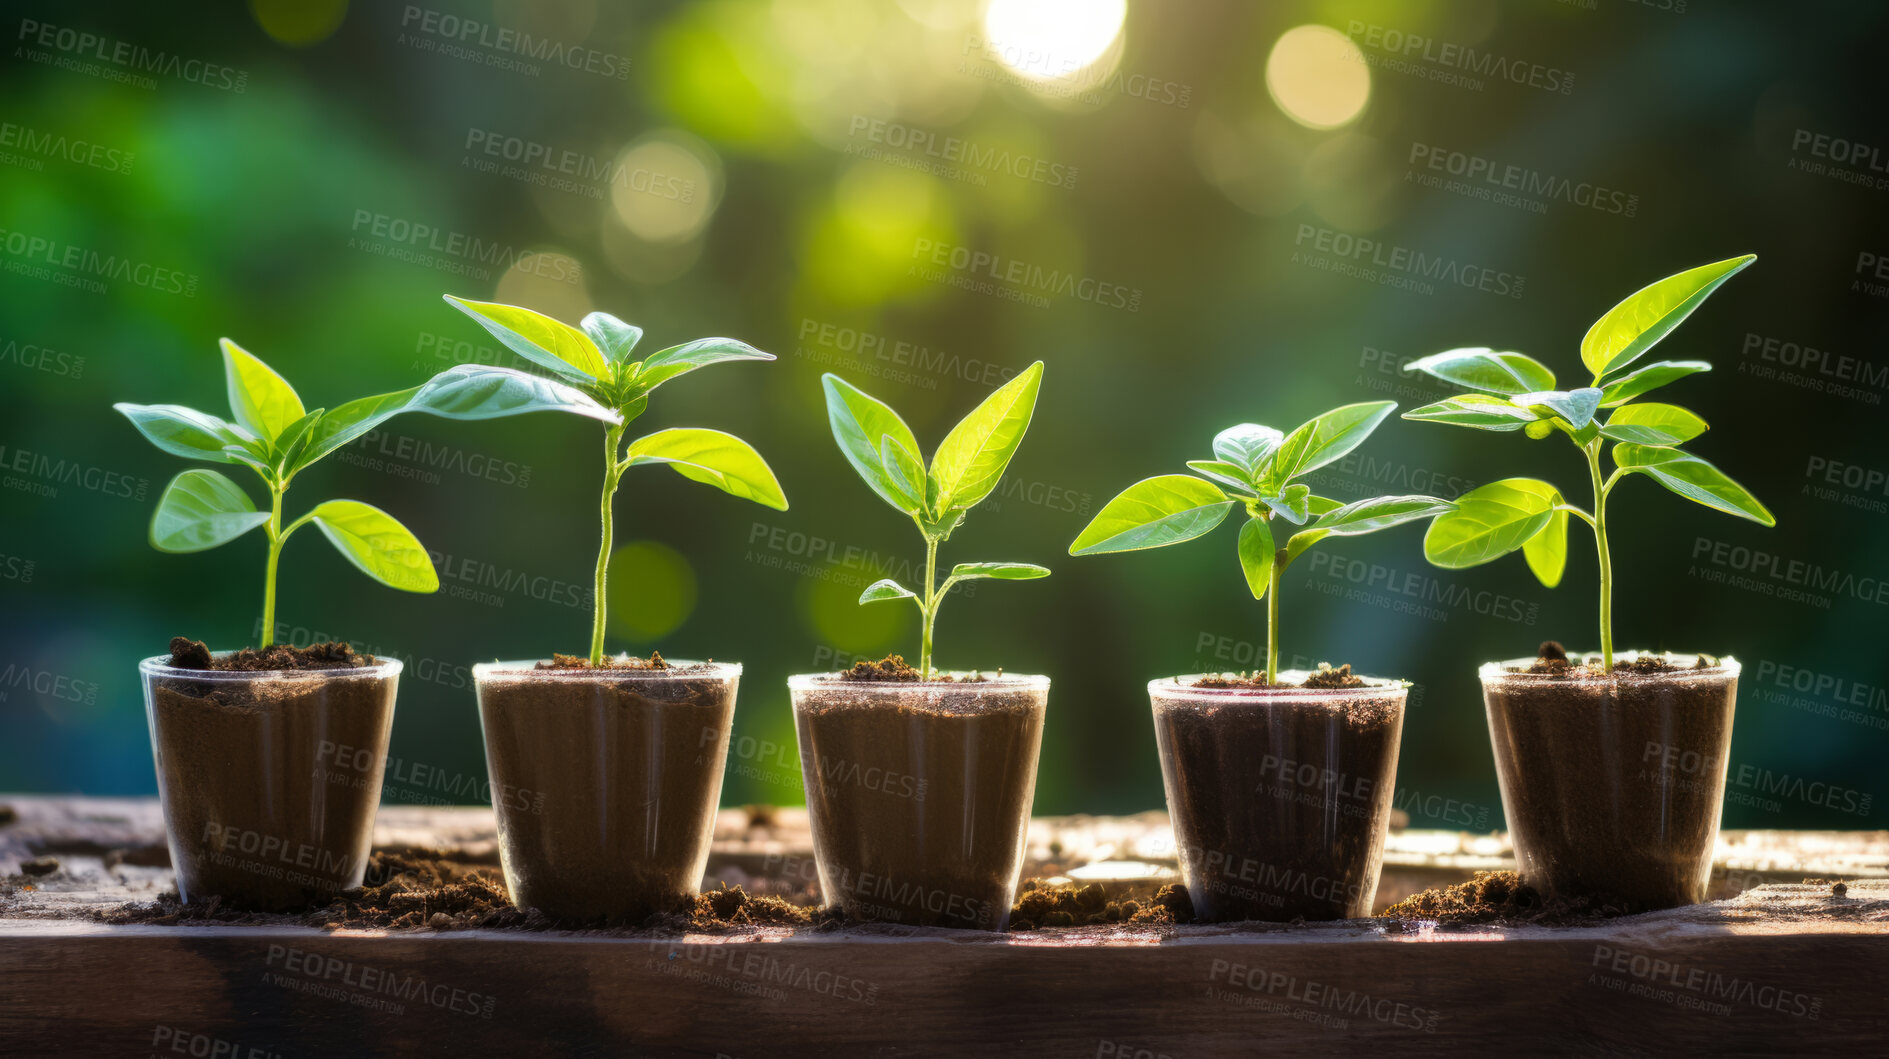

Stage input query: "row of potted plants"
[{"left": 117, "top": 256, "right": 1773, "bottom": 927}]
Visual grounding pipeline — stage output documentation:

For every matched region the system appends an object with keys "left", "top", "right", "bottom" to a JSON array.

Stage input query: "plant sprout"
[
  {"left": 115, "top": 339, "right": 616, "bottom": 646},
  {"left": 1070, "top": 402, "right": 1455, "bottom": 685},
  {"left": 822, "top": 364, "right": 1050, "bottom": 680},
  {"left": 446, "top": 296, "right": 787, "bottom": 665},
  {"left": 1404, "top": 254, "right": 1774, "bottom": 668}
]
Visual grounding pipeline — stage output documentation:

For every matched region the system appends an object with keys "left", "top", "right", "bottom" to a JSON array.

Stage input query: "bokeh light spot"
[
  {"left": 608, "top": 540, "right": 698, "bottom": 642},
  {"left": 1265, "top": 24, "right": 1371, "bottom": 130},
  {"left": 493, "top": 248, "right": 591, "bottom": 324},
  {"left": 610, "top": 132, "right": 721, "bottom": 244},
  {"left": 800, "top": 569, "right": 908, "bottom": 654},
  {"left": 249, "top": 0, "right": 348, "bottom": 46},
  {"left": 980, "top": 0, "right": 1126, "bottom": 82}
]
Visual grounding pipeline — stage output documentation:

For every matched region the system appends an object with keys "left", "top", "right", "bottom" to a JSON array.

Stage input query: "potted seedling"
[
  {"left": 789, "top": 365, "right": 1050, "bottom": 930},
  {"left": 444, "top": 296, "right": 786, "bottom": 924},
  {"left": 1404, "top": 254, "right": 1773, "bottom": 911},
  {"left": 1070, "top": 401, "right": 1454, "bottom": 922},
  {"left": 116, "top": 340, "right": 612, "bottom": 909}
]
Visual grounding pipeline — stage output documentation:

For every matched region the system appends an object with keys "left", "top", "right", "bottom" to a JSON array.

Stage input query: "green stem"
[
  {"left": 260, "top": 481, "right": 286, "bottom": 648},
  {"left": 590, "top": 421, "right": 626, "bottom": 666},
  {"left": 1265, "top": 547, "right": 1281, "bottom": 685},
  {"left": 919, "top": 537, "right": 938, "bottom": 681},
  {"left": 1585, "top": 440, "right": 1614, "bottom": 668}
]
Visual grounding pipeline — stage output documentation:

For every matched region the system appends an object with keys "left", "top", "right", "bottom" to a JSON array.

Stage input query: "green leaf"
[
  {"left": 1405, "top": 348, "right": 1557, "bottom": 396},
  {"left": 1185, "top": 459, "right": 1257, "bottom": 494},
  {"left": 1512, "top": 388, "right": 1602, "bottom": 429},
  {"left": 1237, "top": 517, "right": 1274, "bottom": 600},
  {"left": 634, "top": 337, "right": 775, "bottom": 391},
  {"left": 443, "top": 295, "right": 608, "bottom": 383},
  {"left": 623, "top": 428, "right": 789, "bottom": 511},
  {"left": 1284, "top": 494, "right": 1455, "bottom": 567},
  {"left": 1600, "top": 403, "right": 1707, "bottom": 447},
  {"left": 1524, "top": 420, "right": 1556, "bottom": 440},
  {"left": 1522, "top": 507, "right": 1568, "bottom": 588},
  {"left": 1613, "top": 445, "right": 1774, "bottom": 525},
  {"left": 1306, "top": 495, "right": 1345, "bottom": 516},
  {"left": 880, "top": 436, "right": 928, "bottom": 514},
  {"left": 1258, "top": 483, "right": 1312, "bottom": 525},
  {"left": 858, "top": 578, "right": 919, "bottom": 605},
  {"left": 580, "top": 312, "right": 644, "bottom": 364},
  {"left": 1423, "top": 478, "right": 1563, "bottom": 568},
  {"left": 1580, "top": 255, "right": 1756, "bottom": 377},
  {"left": 271, "top": 410, "right": 322, "bottom": 470},
  {"left": 823, "top": 374, "right": 925, "bottom": 516},
  {"left": 1403, "top": 394, "right": 1539, "bottom": 432},
  {"left": 1597, "top": 360, "right": 1711, "bottom": 407},
  {"left": 944, "top": 562, "right": 1051, "bottom": 583},
  {"left": 1212, "top": 424, "right": 1284, "bottom": 479},
  {"left": 115, "top": 403, "right": 254, "bottom": 464},
  {"left": 1069, "top": 475, "right": 1234, "bottom": 555},
  {"left": 149, "top": 470, "right": 270, "bottom": 553},
  {"left": 308, "top": 500, "right": 439, "bottom": 592},
  {"left": 928, "top": 361, "right": 1044, "bottom": 514},
  {"left": 1268, "top": 402, "right": 1396, "bottom": 485},
  {"left": 220, "top": 339, "right": 306, "bottom": 441}
]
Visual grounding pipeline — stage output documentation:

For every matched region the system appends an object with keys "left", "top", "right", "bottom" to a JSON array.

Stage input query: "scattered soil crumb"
[
  {"left": 1008, "top": 881, "right": 1192, "bottom": 930},
  {"left": 744, "top": 804, "right": 777, "bottom": 829},
  {"left": 20, "top": 857, "right": 58, "bottom": 877},
  {"left": 167, "top": 637, "right": 376, "bottom": 672},
  {"left": 1379, "top": 871, "right": 1623, "bottom": 927},
  {"left": 1302, "top": 663, "right": 1366, "bottom": 689},
  {"left": 1802, "top": 877, "right": 1850, "bottom": 899},
  {"left": 836, "top": 654, "right": 993, "bottom": 683},
  {"left": 646, "top": 885, "right": 829, "bottom": 931},
  {"left": 1525, "top": 640, "right": 1715, "bottom": 678},
  {"left": 539, "top": 651, "right": 669, "bottom": 671},
  {"left": 0, "top": 804, "right": 15, "bottom": 827},
  {"left": 1193, "top": 664, "right": 1366, "bottom": 690}
]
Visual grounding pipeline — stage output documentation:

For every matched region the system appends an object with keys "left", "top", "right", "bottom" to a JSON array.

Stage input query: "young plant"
[
  {"left": 1404, "top": 254, "right": 1774, "bottom": 668},
  {"left": 822, "top": 364, "right": 1050, "bottom": 680},
  {"left": 446, "top": 296, "right": 787, "bottom": 665},
  {"left": 1070, "top": 402, "right": 1454, "bottom": 685},
  {"left": 116, "top": 339, "right": 616, "bottom": 645}
]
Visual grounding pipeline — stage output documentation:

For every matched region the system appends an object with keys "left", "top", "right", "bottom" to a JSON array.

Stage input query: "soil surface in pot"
[
  {"left": 796, "top": 656, "right": 1042, "bottom": 929},
  {"left": 149, "top": 639, "right": 396, "bottom": 912},
  {"left": 1379, "top": 870, "right": 1620, "bottom": 929},
  {"left": 476, "top": 661, "right": 734, "bottom": 925},
  {"left": 836, "top": 653, "right": 991, "bottom": 683},
  {"left": 1192, "top": 662, "right": 1367, "bottom": 689},
  {"left": 1155, "top": 673, "right": 1403, "bottom": 922},
  {"left": 1485, "top": 641, "right": 1736, "bottom": 912}
]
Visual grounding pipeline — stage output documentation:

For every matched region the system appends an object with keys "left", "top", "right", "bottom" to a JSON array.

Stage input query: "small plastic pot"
[
  {"left": 139, "top": 652, "right": 401, "bottom": 911},
  {"left": 474, "top": 660, "right": 738, "bottom": 924},
  {"left": 1481, "top": 652, "right": 1739, "bottom": 911},
  {"left": 1150, "top": 673, "right": 1407, "bottom": 922},
  {"left": 789, "top": 672, "right": 1049, "bottom": 930}
]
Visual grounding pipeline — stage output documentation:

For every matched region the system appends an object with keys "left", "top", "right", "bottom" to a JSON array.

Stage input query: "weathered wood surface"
[{"left": 3, "top": 797, "right": 1888, "bottom": 1056}]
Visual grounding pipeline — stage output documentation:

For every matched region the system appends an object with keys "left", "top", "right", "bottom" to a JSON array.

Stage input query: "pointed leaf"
[
  {"left": 1258, "top": 483, "right": 1312, "bottom": 525},
  {"left": 1403, "top": 394, "right": 1538, "bottom": 432},
  {"left": 1405, "top": 348, "right": 1557, "bottom": 396},
  {"left": 580, "top": 312, "right": 645, "bottom": 364},
  {"left": 623, "top": 428, "right": 789, "bottom": 511},
  {"left": 271, "top": 410, "right": 322, "bottom": 469},
  {"left": 858, "top": 579, "right": 919, "bottom": 605},
  {"left": 1306, "top": 495, "right": 1345, "bottom": 516},
  {"left": 929, "top": 361, "right": 1044, "bottom": 514},
  {"left": 634, "top": 337, "right": 775, "bottom": 391},
  {"left": 1212, "top": 424, "right": 1284, "bottom": 479},
  {"left": 1581, "top": 255, "right": 1756, "bottom": 377},
  {"left": 1614, "top": 445, "right": 1774, "bottom": 525},
  {"left": 1069, "top": 475, "right": 1233, "bottom": 555},
  {"left": 221, "top": 339, "right": 306, "bottom": 440},
  {"left": 115, "top": 403, "right": 253, "bottom": 464},
  {"left": 1185, "top": 459, "right": 1257, "bottom": 494},
  {"left": 1598, "top": 360, "right": 1711, "bottom": 407},
  {"left": 880, "top": 436, "right": 928, "bottom": 514},
  {"left": 308, "top": 500, "right": 438, "bottom": 592},
  {"left": 1423, "top": 478, "right": 1563, "bottom": 568},
  {"left": 945, "top": 562, "right": 1051, "bottom": 581},
  {"left": 1268, "top": 402, "right": 1397, "bottom": 485},
  {"left": 1512, "top": 388, "right": 1602, "bottom": 429},
  {"left": 149, "top": 470, "right": 270, "bottom": 553},
  {"left": 823, "top": 374, "right": 925, "bottom": 516},
  {"left": 1522, "top": 507, "right": 1568, "bottom": 588},
  {"left": 1310, "top": 495, "right": 1457, "bottom": 537},
  {"left": 1599, "top": 403, "right": 1707, "bottom": 447},
  {"left": 443, "top": 295, "right": 608, "bottom": 382},
  {"left": 1237, "top": 517, "right": 1274, "bottom": 600}
]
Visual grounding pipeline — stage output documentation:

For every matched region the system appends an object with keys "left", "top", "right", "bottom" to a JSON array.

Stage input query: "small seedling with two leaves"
[
  {"left": 1070, "top": 402, "right": 1455, "bottom": 685},
  {"left": 822, "top": 364, "right": 1050, "bottom": 681},
  {"left": 1405, "top": 254, "right": 1774, "bottom": 667},
  {"left": 445, "top": 296, "right": 787, "bottom": 666},
  {"left": 116, "top": 340, "right": 617, "bottom": 646}
]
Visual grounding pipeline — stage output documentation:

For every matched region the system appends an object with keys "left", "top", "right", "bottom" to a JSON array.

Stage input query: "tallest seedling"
[
  {"left": 1406, "top": 255, "right": 1774, "bottom": 667},
  {"left": 446, "top": 297, "right": 787, "bottom": 664}
]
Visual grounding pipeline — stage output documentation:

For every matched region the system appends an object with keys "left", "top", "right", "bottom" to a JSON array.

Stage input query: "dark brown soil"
[
  {"left": 1486, "top": 649, "right": 1738, "bottom": 911},
  {"left": 539, "top": 651, "right": 670, "bottom": 670},
  {"left": 793, "top": 678, "right": 1046, "bottom": 929},
  {"left": 836, "top": 654, "right": 993, "bottom": 683},
  {"left": 147, "top": 659, "right": 398, "bottom": 910},
  {"left": 1378, "top": 870, "right": 1619, "bottom": 927},
  {"left": 1193, "top": 663, "right": 1367, "bottom": 690},
  {"left": 1153, "top": 682, "right": 1405, "bottom": 922},
  {"left": 166, "top": 637, "right": 376, "bottom": 672},
  {"left": 1523, "top": 640, "right": 1714, "bottom": 678},
  {"left": 477, "top": 664, "right": 736, "bottom": 924},
  {"left": 1007, "top": 880, "right": 1194, "bottom": 930}
]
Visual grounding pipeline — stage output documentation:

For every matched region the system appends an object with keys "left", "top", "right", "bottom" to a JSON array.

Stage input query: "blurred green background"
[{"left": 3, "top": 0, "right": 1885, "bottom": 830}]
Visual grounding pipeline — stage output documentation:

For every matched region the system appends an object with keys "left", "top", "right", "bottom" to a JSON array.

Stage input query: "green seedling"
[
  {"left": 822, "top": 364, "right": 1050, "bottom": 680},
  {"left": 1404, "top": 254, "right": 1775, "bottom": 667},
  {"left": 1071, "top": 402, "right": 1454, "bottom": 685},
  {"left": 116, "top": 339, "right": 616, "bottom": 645},
  {"left": 446, "top": 296, "right": 787, "bottom": 665}
]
